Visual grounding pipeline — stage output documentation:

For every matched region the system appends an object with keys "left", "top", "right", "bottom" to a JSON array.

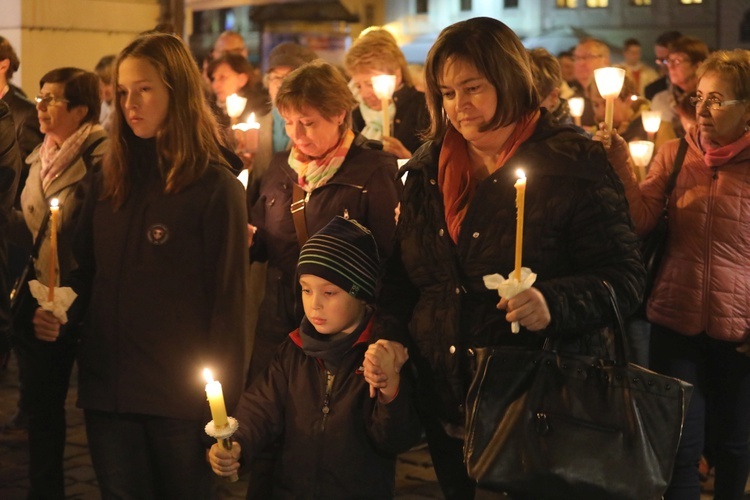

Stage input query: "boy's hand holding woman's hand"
[{"left": 363, "top": 339, "right": 408, "bottom": 403}]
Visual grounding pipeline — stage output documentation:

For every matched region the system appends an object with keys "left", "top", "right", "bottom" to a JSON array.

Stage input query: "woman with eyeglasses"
[
  {"left": 13, "top": 67, "right": 107, "bottom": 499},
  {"left": 596, "top": 49, "right": 750, "bottom": 500},
  {"left": 651, "top": 36, "right": 709, "bottom": 138}
]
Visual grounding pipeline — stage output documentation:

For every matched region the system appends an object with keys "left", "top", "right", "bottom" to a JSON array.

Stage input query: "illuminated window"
[
  {"left": 631, "top": 0, "right": 651, "bottom": 5},
  {"left": 680, "top": 0, "right": 702, "bottom": 4},
  {"left": 586, "top": 0, "right": 608, "bottom": 7},
  {"left": 557, "top": 0, "right": 577, "bottom": 8}
]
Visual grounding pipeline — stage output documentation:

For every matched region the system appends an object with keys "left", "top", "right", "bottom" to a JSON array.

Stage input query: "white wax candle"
[
  {"left": 514, "top": 170, "right": 526, "bottom": 281},
  {"left": 203, "top": 368, "right": 228, "bottom": 428},
  {"left": 48, "top": 198, "right": 60, "bottom": 301}
]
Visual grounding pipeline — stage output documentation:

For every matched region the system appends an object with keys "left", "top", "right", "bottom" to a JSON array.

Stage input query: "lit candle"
[
  {"left": 231, "top": 112, "right": 261, "bottom": 154},
  {"left": 568, "top": 97, "right": 585, "bottom": 127},
  {"left": 48, "top": 198, "right": 59, "bottom": 301},
  {"left": 203, "top": 368, "right": 228, "bottom": 428},
  {"left": 371, "top": 75, "right": 397, "bottom": 138},
  {"left": 628, "top": 140, "right": 655, "bottom": 182},
  {"left": 225, "top": 93, "right": 248, "bottom": 125},
  {"left": 594, "top": 67, "right": 626, "bottom": 133},
  {"left": 641, "top": 110, "right": 662, "bottom": 141},
  {"left": 514, "top": 169, "right": 526, "bottom": 281}
]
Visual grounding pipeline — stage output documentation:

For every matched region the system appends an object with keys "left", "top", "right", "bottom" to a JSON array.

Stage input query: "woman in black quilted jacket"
[{"left": 368, "top": 17, "right": 645, "bottom": 499}]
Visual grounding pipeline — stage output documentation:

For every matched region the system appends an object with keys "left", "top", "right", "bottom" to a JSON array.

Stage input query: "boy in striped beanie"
[{"left": 208, "top": 217, "right": 421, "bottom": 497}]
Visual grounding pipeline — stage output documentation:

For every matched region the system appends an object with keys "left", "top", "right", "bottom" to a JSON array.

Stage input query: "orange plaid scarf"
[{"left": 439, "top": 111, "right": 540, "bottom": 243}]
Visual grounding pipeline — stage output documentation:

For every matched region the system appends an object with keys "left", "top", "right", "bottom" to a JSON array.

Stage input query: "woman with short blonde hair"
[{"left": 344, "top": 28, "right": 429, "bottom": 158}]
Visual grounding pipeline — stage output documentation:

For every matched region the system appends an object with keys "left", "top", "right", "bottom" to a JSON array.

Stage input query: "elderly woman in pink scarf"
[
  {"left": 597, "top": 49, "right": 750, "bottom": 500},
  {"left": 14, "top": 67, "right": 107, "bottom": 499}
]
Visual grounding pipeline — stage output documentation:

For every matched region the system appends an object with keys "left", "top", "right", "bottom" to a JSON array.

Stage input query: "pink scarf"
[
  {"left": 700, "top": 129, "right": 750, "bottom": 168},
  {"left": 288, "top": 129, "right": 355, "bottom": 192},
  {"left": 39, "top": 123, "right": 93, "bottom": 193}
]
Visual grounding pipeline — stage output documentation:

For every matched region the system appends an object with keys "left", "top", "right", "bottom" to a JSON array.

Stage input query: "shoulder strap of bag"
[
  {"left": 543, "top": 280, "right": 629, "bottom": 367},
  {"left": 290, "top": 183, "right": 310, "bottom": 249},
  {"left": 11, "top": 209, "right": 52, "bottom": 303},
  {"left": 81, "top": 135, "right": 106, "bottom": 171},
  {"left": 663, "top": 138, "right": 688, "bottom": 197},
  {"left": 30, "top": 210, "right": 52, "bottom": 261}
]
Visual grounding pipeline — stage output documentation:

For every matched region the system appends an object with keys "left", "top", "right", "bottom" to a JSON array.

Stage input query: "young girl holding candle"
[
  {"left": 365, "top": 17, "right": 645, "bottom": 498},
  {"left": 33, "top": 33, "right": 248, "bottom": 498},
  {"left": 208, "top": 216, "right": 422, "bottom": 498}
]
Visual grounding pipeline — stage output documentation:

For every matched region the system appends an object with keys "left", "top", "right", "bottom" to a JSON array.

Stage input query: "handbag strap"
[
  {"left": 30, "top": 210, "right": 52, "bottom": 261},
  {"left": 662, "top": 138, "right": 688, "bottom": 200},
  {"left": 542, "top": 280, "right": 630, "bottom": 367},
  {"left": 290, "top": 183, "right": 310, "bottom": 249},
  {"left": 603, "top": 280, "right": 629, "bottom": 367}
]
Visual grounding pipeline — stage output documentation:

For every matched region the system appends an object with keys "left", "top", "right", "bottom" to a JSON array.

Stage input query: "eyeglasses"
[
  {"left": 659, "top": 58, "right": 689, "bottom": 68},
  {"left": 689, "top": 95, "right": 747, "bottom": 111},
  {"left": 34, "top": 95, "right": 70, "bottom": 107},
  {"left": 572, "top": 54, "right": 603, "bottom": 62}
]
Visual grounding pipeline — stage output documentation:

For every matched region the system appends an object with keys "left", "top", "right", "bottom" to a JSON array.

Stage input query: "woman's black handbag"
[
  {"left": 10, "top": 210, "right": 51, "bottom": 335},
  {"left": 639, "top": 138, "right": 687, "bottom": 300},
  {"left": 464, "top": 281, "right": 692, "bottom": 500}
]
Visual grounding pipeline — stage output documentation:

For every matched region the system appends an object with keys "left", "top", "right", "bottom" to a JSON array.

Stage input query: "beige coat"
[{"left": 18, "top": 129, "right": 107, "bottom": 287}]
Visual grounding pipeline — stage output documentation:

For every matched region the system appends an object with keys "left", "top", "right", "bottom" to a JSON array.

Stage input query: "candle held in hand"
[
  {"left": 514, "top": 170, "right": 526, "bottom": 281},
  {"left": 231, "top": 112, "right": 261, "bottom": 154},
  {"left": 203, "top": 368, "right": 229, "bottom": 428},
  {"left": 48, "top": 198, "right": 60, "bottom": 301},
  {"left": 371, "top": 75, "right": 397, "bottom": 138},
  {"left": 593, "top": 67, "right": 626, "bottom": 133}
]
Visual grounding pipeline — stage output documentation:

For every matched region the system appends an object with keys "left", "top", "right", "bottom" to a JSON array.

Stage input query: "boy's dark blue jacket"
[{"left": 233, "top": 316, "right": 422, "bottom": 499}]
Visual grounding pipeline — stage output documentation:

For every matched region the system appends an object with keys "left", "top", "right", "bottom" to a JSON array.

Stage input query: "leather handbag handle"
[{"left": 543, "top": 280, "right": 630, "bottom": 367}]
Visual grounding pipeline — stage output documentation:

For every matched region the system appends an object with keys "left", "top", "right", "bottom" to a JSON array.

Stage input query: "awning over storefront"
[{"left": 250, "top": 1, "right": 359, "bottom": 23}]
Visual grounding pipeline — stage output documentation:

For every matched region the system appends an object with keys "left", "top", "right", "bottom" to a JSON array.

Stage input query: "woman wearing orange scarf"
[{"left": 368, "top": 17, "right": 645, "bottom": 499}]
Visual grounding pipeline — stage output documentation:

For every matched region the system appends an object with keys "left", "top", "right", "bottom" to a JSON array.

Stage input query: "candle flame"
[
  {"left": 50, "top": 198, "right": 59, "bottom": 208},
  {"left": 226, "top": 93, "right": 248, "bottom": 118},
  {"left": 371, "top": 74, "right": 397, "bottom": 100},
  {"left": 568, "top": 97, "right": 585, "bottom": 118},
  {"left": 203, "top": 368, "right": 214, "bottom": 383},
  {"left": 516, "top": 169, "right": 526, "bottom": 180}
]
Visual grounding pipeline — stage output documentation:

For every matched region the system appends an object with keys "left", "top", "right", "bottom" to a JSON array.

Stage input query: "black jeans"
[
  {"left": 84, "top": 410, "right": 211, "bottom": 500},
  {"left": 14, "top": 333, "right": 76, "bottom": 500},
  {"left": 650, "top": 325, "right": 750, "bottom": 500}
]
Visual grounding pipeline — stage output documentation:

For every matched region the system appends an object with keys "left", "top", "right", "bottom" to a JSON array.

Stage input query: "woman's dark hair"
[
  {"left": 668, "top": 36, "right": 709, "bottom": 65},
  {"left": 207, "top": 53, "right": 256, "bottom": 96},
  {"left": 423, "top": 17, "right": 539, "bottom": 141},
  {"left": 0, "top": 36, "right": 20, "bottom": 80},
  {"left": 39, "top": 67, "right": 101, "bottom": 125}
]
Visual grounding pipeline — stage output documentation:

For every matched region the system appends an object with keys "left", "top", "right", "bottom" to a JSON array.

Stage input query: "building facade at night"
[{"left": 3, "top": 0, "right": 750, "bottom": 95}]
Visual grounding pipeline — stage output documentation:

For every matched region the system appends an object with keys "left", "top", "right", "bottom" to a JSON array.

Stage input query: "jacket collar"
[{"left": 289, "top": 314, "right": 375, "bottom": 349}]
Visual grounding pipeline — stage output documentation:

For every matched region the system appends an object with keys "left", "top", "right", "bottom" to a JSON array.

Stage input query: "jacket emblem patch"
[{"left": 147, "top": 224, "right": 169, "bottom": 245}]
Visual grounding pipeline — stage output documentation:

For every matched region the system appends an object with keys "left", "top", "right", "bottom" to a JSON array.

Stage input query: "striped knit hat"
[{"left": 297, "top": 216, "right": 380, "bottom": 303}]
